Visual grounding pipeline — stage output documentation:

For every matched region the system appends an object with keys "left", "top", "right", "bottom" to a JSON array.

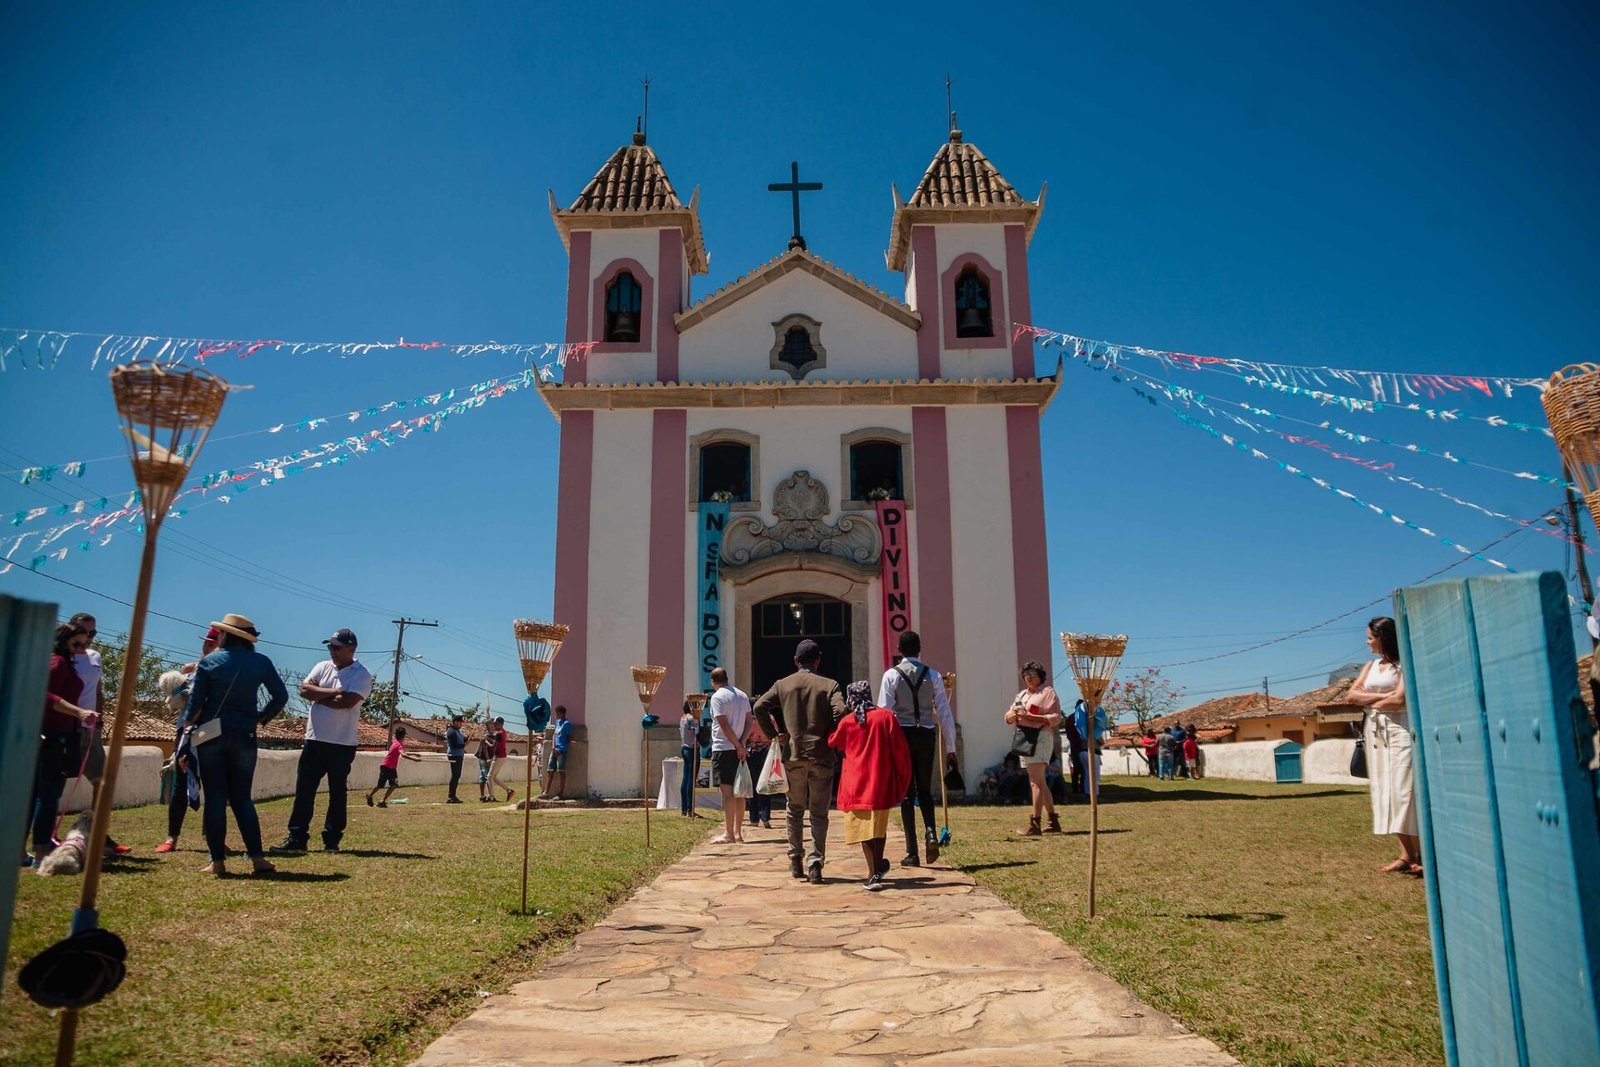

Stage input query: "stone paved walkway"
[{"left": 412, "top": 821, "right": 1241, "bottom": 1066}]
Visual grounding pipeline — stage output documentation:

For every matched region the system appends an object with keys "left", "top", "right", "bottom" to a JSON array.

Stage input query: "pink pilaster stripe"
[
  {"left": 911, "top": 407, "right": 956, "bottom": 681},
  {"left": 552, "top": 410, "right": 594, "bottom": 723},
  {"left": 657, "top": 229, "right": 683, "bottom": 381},
  {"left": 1006, "top": 405, "right": 1051, "bottom": 667},
  {"left": 646, "top": 409, "right": 688, "bottom": 712},
  {"left": 564, "top": 230, "right": 591, "bottom": 385},
  {"left": 1004, "top": 224, "right": 1034, "bottom": 379},
  {"left": 912, "top": 226, "right": 941, "bottom": 380}
]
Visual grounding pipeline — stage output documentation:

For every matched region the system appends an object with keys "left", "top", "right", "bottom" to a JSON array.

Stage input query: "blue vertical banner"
[{"left": 696, "top": 501, "right": 730, "bottom": 690}]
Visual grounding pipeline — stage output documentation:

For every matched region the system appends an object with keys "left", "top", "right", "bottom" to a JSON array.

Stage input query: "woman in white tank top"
[{"left": 1345, "top": 616, "right": 1420, "bottom": 874}]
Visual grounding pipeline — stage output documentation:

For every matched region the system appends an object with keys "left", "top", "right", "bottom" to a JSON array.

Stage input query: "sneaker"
[
  {"left": 322, "top": 841, "right": 341, "bottom": 853},
  {"left": 901, "top": 853, "right": 920, "bottom": 868},
  {"left": 789, "top": 858, "right": 805, "bottom": 879},
  {"left": 377, "top": 802, "right": 387, "bottom": 809},
  {"left": 807, "top": 863, "right": 824, "bottom": 884},
  {"left": 366, "top": 795, "right": 374, "bottom": 807},
  {"left": 154, "top": 840, "right": 177, "bottom": 854},
  {"left": 862, "top": 873, "right": 886, "bottom": 891},
  {"left": 447, "top": 797, "right": 463, "bottom": 804},
  {"left": 269, "top": 838, "right": 308, "bottom": 855}
]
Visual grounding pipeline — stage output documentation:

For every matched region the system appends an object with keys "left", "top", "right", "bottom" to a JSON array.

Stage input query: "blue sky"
[{"left": 2, "top": 1, "right": 1596, "bottom": 718}]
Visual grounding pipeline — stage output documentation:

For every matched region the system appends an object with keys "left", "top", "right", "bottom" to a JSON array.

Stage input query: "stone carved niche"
[{"left": 721, "top": 470, "right": 881, "bottom": 572}]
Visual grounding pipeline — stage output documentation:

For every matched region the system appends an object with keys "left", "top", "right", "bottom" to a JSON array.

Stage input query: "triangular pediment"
[{"left": 675, "top": 248, "right": 921, "bottom": 332}]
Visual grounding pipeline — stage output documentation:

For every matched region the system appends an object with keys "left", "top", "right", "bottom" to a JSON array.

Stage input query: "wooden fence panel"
[{"left": 0, "top": 593, "right": 59, "bottom": 987}]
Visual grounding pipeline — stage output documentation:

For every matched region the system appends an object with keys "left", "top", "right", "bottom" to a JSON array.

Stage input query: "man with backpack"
[{"left": 877, "top": 631, "right": 956, "bottom": 867}]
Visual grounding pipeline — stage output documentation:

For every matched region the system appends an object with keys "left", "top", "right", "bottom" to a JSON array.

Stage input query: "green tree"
[
  {"left": 94, "top": 633, "right": 178, "bottom": 709},
  {"left": 1102, "top": 667, "right": 1185, "bottom": 732},
  {"left": 362, "top": 681, "right": 398, "bottom": 726}
]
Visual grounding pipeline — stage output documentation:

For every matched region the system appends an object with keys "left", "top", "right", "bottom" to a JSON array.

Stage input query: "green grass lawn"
[
  {"left": 945, "top": 778, "right": 1443, "bottom": 1067},
  {"left": 2, "top": 786, "right": 701, "bottom": 1067}
]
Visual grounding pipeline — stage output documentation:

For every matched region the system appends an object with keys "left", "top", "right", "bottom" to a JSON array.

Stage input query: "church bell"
[
  {"left": 957, "top": 306, "right": 988, "bottom": 335},
  {"left": 611, "top": 309, "right": 639, "bottom": 342}
]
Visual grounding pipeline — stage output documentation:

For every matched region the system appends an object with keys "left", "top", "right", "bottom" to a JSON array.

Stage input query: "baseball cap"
[
  {"left": 322, "top": 628, "right": 358, "bottom": 649},
  {"left": 794, "top": 638, "right": 821, "bottom": 661},
  {"left": 451, "top": 713, "right": 464, "bottom": 722}
]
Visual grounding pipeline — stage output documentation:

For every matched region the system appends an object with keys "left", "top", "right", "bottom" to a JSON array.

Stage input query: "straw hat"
[{"left": 209, "top": 613, "right": 260, "bottom": 643}]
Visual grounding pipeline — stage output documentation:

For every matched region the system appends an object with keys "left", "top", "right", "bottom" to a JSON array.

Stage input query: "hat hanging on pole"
[
  {"left": 1542, "top": 363, "right": 1600, "bottom": 531},
  {"left": 1060, "top": 632, "right": 1128, "bottom": 920},
  {"left": 632, "top": 665, "right": 668, "bottom": 848}
]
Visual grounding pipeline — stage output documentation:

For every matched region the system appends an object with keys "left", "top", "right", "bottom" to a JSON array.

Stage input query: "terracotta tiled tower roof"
[
  {"left": 568, "top": 136, "right": 686, "bottom": 213},
  {"left": 906, "top": 135, "right": 1027, "bottom": 208},
  {"left": 886, "top": 129, "right": 1044, "bottom": 272},
  {"left": 549, "top": 131, "right": 709, "bottom": 274}
]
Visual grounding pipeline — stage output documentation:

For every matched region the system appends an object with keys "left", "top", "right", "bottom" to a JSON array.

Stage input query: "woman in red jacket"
[{"left": 828, "top": 680, "right": 911, "bottom": 891}]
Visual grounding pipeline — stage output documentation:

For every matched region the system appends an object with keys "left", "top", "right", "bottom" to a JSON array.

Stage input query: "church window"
[
  {"left": 699, "top": 442, "right": 752, "bottom": 504},
  {"left": 604, "top": 271, "right": 642, "bottom": 342},
  {"left": 849, "top": 440, "right": 904, "bottom": 502},
  {"left": 769, "top": 313, "right": 826, "bottom": 379},
  {"left": 954, "top": 265, "right": 993, "bottom": 338}
]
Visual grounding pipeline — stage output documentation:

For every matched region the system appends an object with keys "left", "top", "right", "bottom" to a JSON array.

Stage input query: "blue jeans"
[
  {"left": 27, "top": 742, "right": 71, "bottom": 854},
  {"left": 746, "top": 747, "right": 772, "bottom": 823},
  {"left": 198, "top": 731, "right": 264, "bottom": 862},
  {"left": 1158, "top": 753, "right": 1174, "bottom": 779},
  {"left": 679, "top": 745, "right": 699, "bottom": 814}
]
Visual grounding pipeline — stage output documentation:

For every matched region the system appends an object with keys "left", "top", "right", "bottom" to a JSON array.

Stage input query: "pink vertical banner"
[{"left": 876, "top": 500, "right": 912, "bottom": 670}]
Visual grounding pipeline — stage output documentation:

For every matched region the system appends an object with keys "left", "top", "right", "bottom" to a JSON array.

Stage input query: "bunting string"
[
  {"left": 1091, "top": 358, "right": 1584, "bottom": 552},
  {"left": 1079, "top": 360, "right": 1519, "bottom": 572},
  {"left": 1015, "top": 322, "right": 1553, "bottom": 435},
  {"left": 0, "top": 368, "right": 542, "bottom": 575},
  {"left": 0, "top": 325, "right": 594, "bottom": 373}
]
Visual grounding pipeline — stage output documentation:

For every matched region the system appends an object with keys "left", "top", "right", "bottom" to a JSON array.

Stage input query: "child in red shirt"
[
  {"left": 1182, "top": 730, "right": 1201, "bottom": 779},
  {"left": 367, "top": 726, "right": 422, "bottom": 808}
]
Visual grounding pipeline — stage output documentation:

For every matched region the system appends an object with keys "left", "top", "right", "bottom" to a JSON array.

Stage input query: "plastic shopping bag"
[
  {"left": 733, "top": 758, "right": 754, "bottom": 799},
  {"left": 757, "top": 743, "right": 788, "bottom": 795}
]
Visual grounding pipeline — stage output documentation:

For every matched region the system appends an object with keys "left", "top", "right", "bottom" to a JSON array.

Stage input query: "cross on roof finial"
[
  {"left": 639, "top": 75, "right": 652, "bottom": 144},
  {"left": 767, "top": 161, "right": 823, "bottom": 251},
  {"left": 946, "top": 73, "right": 962, "bottom": 142}
]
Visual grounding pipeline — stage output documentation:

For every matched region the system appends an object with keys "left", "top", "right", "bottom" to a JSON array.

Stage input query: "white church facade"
[{"left": 538, "top": 127, "right": 1058, "bottom": 797}]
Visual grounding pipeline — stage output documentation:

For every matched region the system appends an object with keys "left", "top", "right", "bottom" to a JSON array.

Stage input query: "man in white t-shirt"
[
  {"left": 707, "top": 666, "right": 751, "bottom": 845},
  {"left": 272, "top": 628, "right": 373, "bottom": 854},
  {"left": 70, "top": 612, "right": 131, "bottom": 856}
]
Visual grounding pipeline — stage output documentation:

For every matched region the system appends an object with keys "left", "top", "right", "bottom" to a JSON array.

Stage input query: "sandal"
[
  {"left": 154, "top": 839, "right": 177, "bottom": 854},
  {"left": 1380, "top": 858, "right": 1410, "bottom": 873},
  {"left": 1016, "top": 816, "right": 1042, "bottom": 837}
]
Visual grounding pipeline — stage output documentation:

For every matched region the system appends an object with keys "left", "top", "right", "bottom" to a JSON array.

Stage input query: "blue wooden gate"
[
  {"left": 1, "top": 593, "right": 59, "bottom": 986},
  {"left": 1395, "top": 571, "right": 1600, "bottom": 1067}
]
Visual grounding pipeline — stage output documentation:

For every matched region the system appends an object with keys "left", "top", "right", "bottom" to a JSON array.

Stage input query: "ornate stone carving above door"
[{"left": 721, "top": 470, "right": 882, "bottom": 573}]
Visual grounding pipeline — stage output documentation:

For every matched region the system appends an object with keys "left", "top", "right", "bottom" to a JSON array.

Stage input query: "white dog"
[{"left": 36, "top": 812, "right": 93, "bottom": 877}]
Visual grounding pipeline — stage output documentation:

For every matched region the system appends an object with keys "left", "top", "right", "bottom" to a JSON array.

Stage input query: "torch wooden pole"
[
  {"left": 1086, "top": 718, "right": 1100, "bottom": 918},
  {"left": 520, "top": 738, "right": 534, "bottom": 915},
  {"left": 57, "top": 530, "right": 159, "bottom": 1065},
  {"left": 642, "top": 734, "right": 651, "bottom": 848}
]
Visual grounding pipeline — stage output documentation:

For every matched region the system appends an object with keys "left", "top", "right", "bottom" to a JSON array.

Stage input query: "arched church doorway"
[{"left": 750, "top": 594, "right": 852, "bottom": 698}]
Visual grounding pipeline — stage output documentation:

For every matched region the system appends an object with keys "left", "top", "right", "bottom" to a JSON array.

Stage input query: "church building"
[{"left": 538, "top": 125, "right": 1058, "bottom": 797}]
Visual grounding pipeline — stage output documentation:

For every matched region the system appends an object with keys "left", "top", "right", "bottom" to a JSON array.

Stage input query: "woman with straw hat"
[{"left": 180, "top": 613, "right": 289, "bottom": 876}]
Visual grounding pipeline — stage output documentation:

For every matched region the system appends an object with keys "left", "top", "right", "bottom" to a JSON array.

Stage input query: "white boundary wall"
[
  {"left": 59, "top": 748, "right": 522, "bottom": 812},
  {"left": 1100, "top": 739, "right": 1365, "bottom": 786}
]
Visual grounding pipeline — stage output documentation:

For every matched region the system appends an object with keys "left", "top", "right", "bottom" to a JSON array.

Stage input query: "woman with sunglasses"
[{"left": 23, "top": 623, "right": 99, "bottom": 867}]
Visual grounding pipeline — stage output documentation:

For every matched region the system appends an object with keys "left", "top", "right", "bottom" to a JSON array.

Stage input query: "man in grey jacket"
[{"left": 752, "top": 639, "right": 846, "bottom": 884}]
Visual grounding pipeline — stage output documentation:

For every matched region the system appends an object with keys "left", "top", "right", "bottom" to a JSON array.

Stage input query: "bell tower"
[
  {"left": 886, "top": 125, "right": 1045, "bottom": 383},
  {"left": 548, "top": 130, "right": 709, "bottom": 385}
]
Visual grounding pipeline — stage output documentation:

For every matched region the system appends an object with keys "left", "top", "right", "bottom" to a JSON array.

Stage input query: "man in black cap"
[
  {"left": 752, "top": 639, "right": 846, "bottom": 883},
  {"left": 273, "top": 628, "right": 373, "bottom": 853},
  {"left": 444, "top": 713, "right": 468, "bottom": 803}
]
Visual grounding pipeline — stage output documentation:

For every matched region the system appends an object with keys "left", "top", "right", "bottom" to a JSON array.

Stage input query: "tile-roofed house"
[
  {"left": 886, "top": 129, "right": 1045, "bottom": 271},
  {"left": 1231, "top": 682, "right": 1358, "bottom": 745},
  {"left": 547, "top": 130, "right": 709, "bottom": 274},
  {"left": 1146, "top": 692, "right": 1265, "bottom": 737}
]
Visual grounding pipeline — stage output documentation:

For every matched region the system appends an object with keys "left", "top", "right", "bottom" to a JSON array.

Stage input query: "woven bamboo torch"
[
  {"left": 632, "top": 665, "right": 668, "bottom": 846},
  {"left": 1060, "top": 632, "right": 1129, "bottom": 918},
  {"left": 512, "top": 619, "right": 568, "bottom": 915},
  {"left": 1542, "top": 364, "right": 1600, "bottom": 534}
]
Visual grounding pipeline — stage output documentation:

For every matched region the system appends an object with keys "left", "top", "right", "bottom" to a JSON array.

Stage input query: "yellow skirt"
[{"left": 843, "top": 808, "right": 894, "bottom": 844}]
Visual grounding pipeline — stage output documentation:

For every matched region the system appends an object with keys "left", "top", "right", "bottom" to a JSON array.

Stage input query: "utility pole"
[
  {"left": 390, "top": 617, "right": 438, "bottom": 740},
  {"left": 1263, "top": 676, "right": 1272, "bottom": 716}
]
